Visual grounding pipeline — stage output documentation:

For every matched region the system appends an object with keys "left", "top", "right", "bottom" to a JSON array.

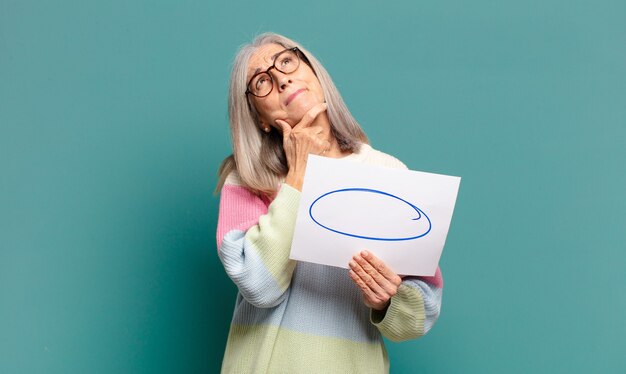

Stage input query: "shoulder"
[
  {"left": 219, "top": 170, "right": 256, "bottom": 201},
  {"left": 356, "top": 143, "right": 408, "bottom": 170},
  {"left": 223, "top": 169, "right": 244, "bottom": 187},
  {"left": 220, "top": 170, "right": 274, "bottom": 205}
]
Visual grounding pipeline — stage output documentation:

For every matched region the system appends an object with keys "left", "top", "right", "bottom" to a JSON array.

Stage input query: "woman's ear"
[{"left": 258, "top": 118, "right": 271, "bottom": 133}]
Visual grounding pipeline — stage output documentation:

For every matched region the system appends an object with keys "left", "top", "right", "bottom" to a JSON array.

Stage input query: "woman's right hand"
[{"left": 275, "top": 103, "right": 330, "bottom": 191}]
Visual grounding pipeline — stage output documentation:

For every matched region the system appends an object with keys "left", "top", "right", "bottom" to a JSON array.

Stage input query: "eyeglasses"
[{"left": 245, "top": 47, "right": 305, "bottom": 98}]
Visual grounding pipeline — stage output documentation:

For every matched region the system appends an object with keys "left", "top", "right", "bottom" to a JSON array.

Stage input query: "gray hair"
[{"left": 216, "top": 32, "right": 368, "bottom": 196}]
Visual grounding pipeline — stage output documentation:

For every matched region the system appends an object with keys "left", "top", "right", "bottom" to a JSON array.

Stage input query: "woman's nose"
[{"left": 273, "top": 71, "right": 291, "bottom": 92}]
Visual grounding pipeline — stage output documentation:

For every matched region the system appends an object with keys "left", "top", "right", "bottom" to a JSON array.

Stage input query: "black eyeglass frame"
[{"left": 245, "top": 47, "right": 309, "bottom": 98}]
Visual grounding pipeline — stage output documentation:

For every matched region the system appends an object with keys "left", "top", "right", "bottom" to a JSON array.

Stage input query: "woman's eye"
[
  {"left": 255, "top": 77, "right": 268, "bottom": 88},
  {"left": 280, "top": 57, "right": 292, "bottom": 66}
]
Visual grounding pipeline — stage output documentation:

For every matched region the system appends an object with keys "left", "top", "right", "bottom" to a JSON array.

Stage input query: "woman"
[{"left": 215, "top": 33, "right": 443, "bottom": 373}]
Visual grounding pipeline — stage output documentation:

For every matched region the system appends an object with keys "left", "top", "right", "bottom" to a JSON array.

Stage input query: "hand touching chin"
[{"left": 284, "top": 93, "right": 323, "bottom": 127}]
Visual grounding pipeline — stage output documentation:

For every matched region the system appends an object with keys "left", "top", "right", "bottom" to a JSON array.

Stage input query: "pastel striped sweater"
[{"left": 216, "top": 144, "right": 443, "bottom": 374}]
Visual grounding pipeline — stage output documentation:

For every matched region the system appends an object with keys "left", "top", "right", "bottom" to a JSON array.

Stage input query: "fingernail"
[
  {"left": 362, "top": 250, "right": 369, "bottom": 257},
  {"left": 349, "top": 261, "right": 356, "bottom": 268}
]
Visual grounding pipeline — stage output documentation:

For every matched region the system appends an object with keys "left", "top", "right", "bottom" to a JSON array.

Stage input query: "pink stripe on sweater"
[
  {"left": 418, "top": 267, "right": 444, "bottom": 288},
  {"left": 216, "top": 184, "right": 270, "bottom": 250}
]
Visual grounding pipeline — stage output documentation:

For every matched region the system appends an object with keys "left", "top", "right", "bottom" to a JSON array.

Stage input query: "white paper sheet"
[{"left": 289, "top": 155, "right": 461, "bottom": 276}]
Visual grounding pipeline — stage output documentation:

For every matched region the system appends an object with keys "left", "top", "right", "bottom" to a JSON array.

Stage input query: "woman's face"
[{"left": 247, "top": 43, "right": 325, "bottom": 131}]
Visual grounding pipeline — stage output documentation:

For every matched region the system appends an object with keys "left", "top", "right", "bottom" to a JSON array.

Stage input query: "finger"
[
  {"left": 275, "top": 119, "right": 291, "bottom": 136},
  {"left": 292, "top": 103, "right": 327, "bottom": 130},
  {"left": 352, "top": 255, "right": 397, "bottom": 298},
  {"left": 349, "top": 270, "right": 383, "bottom": 307},
  {"left": 349, "top": 257, "right": 389, "bottom": 300},
  {"left": 361, "top": 250, "right": 402, "bottom": 287}
]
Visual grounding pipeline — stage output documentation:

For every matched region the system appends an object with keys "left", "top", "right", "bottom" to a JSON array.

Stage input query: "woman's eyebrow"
[
  {"left": 250, "top": 50, "right": 284, "bottom": 76},
  {"left": 270, "top": 50, "right": 282, "bottom": 61}
]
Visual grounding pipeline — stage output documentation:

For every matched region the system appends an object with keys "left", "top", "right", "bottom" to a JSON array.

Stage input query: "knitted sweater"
[{"left": 216, "top": 144, "right": 444, "bottom": 374}]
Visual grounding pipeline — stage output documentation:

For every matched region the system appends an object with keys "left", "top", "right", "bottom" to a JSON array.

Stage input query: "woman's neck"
[{"left": 312, "top": 112, "right": 352, "bottom": 158}]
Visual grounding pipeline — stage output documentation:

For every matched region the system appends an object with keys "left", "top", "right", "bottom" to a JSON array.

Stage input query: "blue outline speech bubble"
[{"left": 308, "top": 188, "right": 432, "bottom": 241}]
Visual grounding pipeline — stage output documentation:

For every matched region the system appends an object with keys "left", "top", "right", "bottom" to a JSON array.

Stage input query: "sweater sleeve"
[
  {"left": 216, "top": 180, "right": 301, "bottom": 308},
  {"left": 370, "top": 267, "right": 444, "bottom": 342}
]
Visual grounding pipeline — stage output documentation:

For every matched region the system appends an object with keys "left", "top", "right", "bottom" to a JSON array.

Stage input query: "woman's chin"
[{"left": 287, "top": 99, "right": 322, "bottom": 126}]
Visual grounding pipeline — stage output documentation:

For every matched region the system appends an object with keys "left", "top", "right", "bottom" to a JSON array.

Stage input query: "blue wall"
[{"left": 1, "top": 1, "right": 624, "bottom": 372}]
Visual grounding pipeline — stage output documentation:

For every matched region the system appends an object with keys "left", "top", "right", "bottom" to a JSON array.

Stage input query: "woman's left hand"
[{"left": 348, "top": 250, "right": 403, "bottom": 311}]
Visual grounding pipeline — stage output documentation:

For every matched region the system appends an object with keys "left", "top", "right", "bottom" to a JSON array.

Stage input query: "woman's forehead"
[{"left": 247, "top": 44, "right": 286, "bottom": 77}]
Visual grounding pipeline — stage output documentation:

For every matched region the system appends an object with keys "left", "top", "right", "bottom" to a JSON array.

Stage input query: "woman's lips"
[{"left": 285, "top": 89, "right": 305, "bottom": 106}]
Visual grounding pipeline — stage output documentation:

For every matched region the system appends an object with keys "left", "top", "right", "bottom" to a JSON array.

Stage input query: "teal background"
[{"left": 1, "top": 0, "right": 624, "bottom": 372}]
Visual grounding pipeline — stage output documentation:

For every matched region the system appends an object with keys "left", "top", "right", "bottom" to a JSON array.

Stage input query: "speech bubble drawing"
[{"left": 308, "top": 188, "right": 432, "bottom": 241}]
